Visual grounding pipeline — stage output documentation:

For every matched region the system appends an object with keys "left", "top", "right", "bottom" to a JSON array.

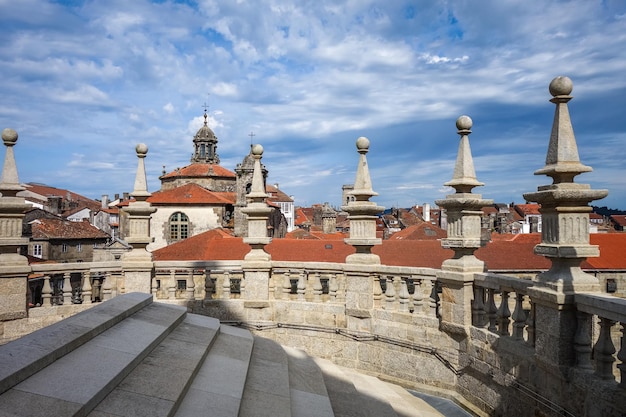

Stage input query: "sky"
[{"left": 1, "top": 0, "right": 625, "bottom": 211}]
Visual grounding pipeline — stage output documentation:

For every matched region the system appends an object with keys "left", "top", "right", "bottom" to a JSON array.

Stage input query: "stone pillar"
[
  {"left": 523, "top": 76, "right": 608, "bottom": 369},
  {"left": 241, "top": 144, "right": 272, "bottom": 318},
  {"left": 121, "top": 144, "right": 156, "bottom": 294},
  {"left": 0, "top": 128, "right": 31, "bottom": 321},
  {"left": 342, "top": 137, "right": 383, "bottom": 265},
  {"left": 342, "top": 137, "right": 384, "bottom": 332},
  {"left": 435, "top": 116, "right": 493, "bottom": 336}
]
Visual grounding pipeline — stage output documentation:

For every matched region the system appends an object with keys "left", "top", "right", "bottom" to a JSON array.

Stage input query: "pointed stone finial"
[
  {"left": 444, "top": 116, "right": 484, "bottom": 194},
  {"left": 436, "top": 116, "right": 493, "bottom": 271},
  {"left": 0, "top": 128, "right": 25, "bottom": 196},
  {"left": 523, "top": 76, "right": 608, "bottom": 293},
  {"left": 351, "top": 137, "right": 378, "bottom": 200},
  {"left": 131, "top": 143, "right": 151, "bottom": 200},
  {"left": 242, "top": 143, "right": 272, "bottom": 261},
  {"left": 342, "top": 137, "right": 383, "bottom": 265},
  {"left": 534, "top": 76, "right": 592, "bottom": 183},
  {"left": 122, "top": 143, "right": 156, "bottom": 280}
]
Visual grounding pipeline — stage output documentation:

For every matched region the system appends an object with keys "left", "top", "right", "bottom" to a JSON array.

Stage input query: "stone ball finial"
[
  {"left": 356, "top": 136, "right": 370, "bottom": 153},
  {"left": 549, "top": 76, "right": 573, "bottom": 97},
  {"left": 251, "top": 143, "right": 264, "bottom": 156},
  {"left": 456, "top": 115, "right": 472, "bottom": 131},
  {"left": 2, "top": 128, "right": 18, "bottom": 146},
  {"left": 135, "top": 143, "right": 148, "bottom": 157}
]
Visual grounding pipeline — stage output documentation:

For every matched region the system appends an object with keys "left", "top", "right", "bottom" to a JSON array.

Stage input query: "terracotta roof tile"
[
  {"left": 161, "top": 163, "right": 235, "bottom": 179},
  {"left": 152, "top": 228, "right": 626, "bottom": 271},
  {"left": 148, "top": 183, "right": 235, "bottom": 205},
  {"left": 388, "top": 223, "right": 446, "bottom": 240},
  {"left": 31, "top": 218, "right": 109, "bottom": 240}
]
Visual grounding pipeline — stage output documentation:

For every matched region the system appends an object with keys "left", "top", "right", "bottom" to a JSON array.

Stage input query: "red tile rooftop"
[
  {"left": 160, "top": 163, "right": 236, "bottom": 179},
  {"left": 153, "top": 229, "right": 626, "bottom": 271},
  {"left": 148, "top": 183, "right": 236, "bottom": 205}
]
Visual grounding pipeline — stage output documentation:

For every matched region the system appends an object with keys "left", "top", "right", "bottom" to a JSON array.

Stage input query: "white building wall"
[{"left": 148, "top": 206, "right": 222, "bottom": 251}]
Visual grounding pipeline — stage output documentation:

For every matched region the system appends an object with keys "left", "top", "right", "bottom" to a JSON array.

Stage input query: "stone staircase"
[{"left": 0, "top": 293, "right": 454, "bottom": 417}]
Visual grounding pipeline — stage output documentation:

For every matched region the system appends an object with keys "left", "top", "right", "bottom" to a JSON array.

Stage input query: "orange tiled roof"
[
  {"left": 515, "top": 204, "right": 541, "bottom": 216},
  {"left": 266, "top": 184, "right": 293, "bottom": 203},
  {"left": 148, "top": 183, "right": 236, "bottom": 205},
  {"left": 153, "top": 229, "right": 248, "bottom": 261},
  {"left": 153, "top": 228, "right": 626, "bottom": 271},
  {"left": 388, "top": 223, "right": 446, "bottom": 241},
  {"left": 610, "top": 214, "right": 626, "bottom": 227},
  {"left": 294, "top": 208, "right": 312, "bottom": 226},
  {"left": 31, "top": 218, "right": 110, "bottom": 240},
  {"left": 160, "top": 163, "right": 235, "bottom": 179}
]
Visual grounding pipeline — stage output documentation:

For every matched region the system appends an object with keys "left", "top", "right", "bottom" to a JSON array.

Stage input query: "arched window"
[{"left": 169, "top": 212, "right": 189, "bottom": 241}]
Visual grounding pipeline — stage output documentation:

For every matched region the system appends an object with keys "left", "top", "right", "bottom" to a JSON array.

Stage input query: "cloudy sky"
[{"left": 1, "top": 0, "right": 625, "bottom": 210}]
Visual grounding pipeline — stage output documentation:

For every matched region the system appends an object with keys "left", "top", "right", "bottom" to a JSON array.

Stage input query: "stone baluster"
[
  {"left": 525, "top": 301, "right": 535, "bottom": 347},
  {"left": 151, "top": 274, "right": 158, "bottom": 298},
  {"left": 222, "top": 271, "right": 231, "bottom": 300},
  {"left": 497, "top": 291, "right": 511, "bottom": 336},
  {"left": 487, "top": 289, "right": 498, "bottom": 333},
  {"left": 435, "top": 115, "right": 493, "bottom": 336},
  {"left": 342, "top": 137, "right": 383, "bottom": 265},
  {"left": 312, "top": 272, "right": 323, "bottom": 302},
  {"left": 573, "top": 311, "right": 594, "bottom": 371},
  {"left": 472, "top": 286, "right": 487, "bottom": 328},
  {"left": 398, "top": 279, "right": 410, "bottom": 312},
  {"left": 168, "top": 269, "right": 176, "bottom": 300},
  {"left": 384, "top": 276, "right": 396, "bottom": 310},
  {"left": 338, "top": 273, "right": 347, "bottom": 302},
  {"left": 119, "top": 272, "right": 125, "bottom": 295},
  {"left": 102, "top": 274, "right": 113, "bottom": 301},
  {"left": 511, "top": 293, "right": 526, "bottom": 341},
  {"left": 282, "top": 271, "right": 292, "bottom": 298},
  {"left": 524, "top": 76, "right": 608, "bottom": 369},
  {"left": 372, "top": 275, "right": 382, "bottom": 308},
  {"left": 617, "top": 323, "right": 626, "bottom": 389},
  {"left": 186, "top": 270, "right": 195, "bottom": 300},
  {"left": 413, "top": 279, "right": 424, "bottom": 313},
  {"left": 268, "top": 271, "right": 275, "bottom": 299},
  {"left": 204, "top": 269, "right": 214, "bottom": 301},
  {"left": 41, "top": 276, "right": 52, "bottom": 307},
  {"left": 297, "top": 271, "right": 306, "bottom": 301},
  {"left": 62, "top": 272, "right": 72, "bottom": 305},
  {"left": 239, "top": 273, "right": 245, "bottom": 298},
  {"left": 594, "top": 318, "right": 616, "bottom": 380},
  {"left": 329, "top": 273, "right": 339, "bottom": 302},
  {"left": 82, "top": 271, "right": 92, "bottom": 305},
  {"left": 426, "top": 280, "right": 438, "bottom": 317}
]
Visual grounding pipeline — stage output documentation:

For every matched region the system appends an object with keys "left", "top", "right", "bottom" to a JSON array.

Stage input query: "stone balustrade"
[{"left": 2, "top": 76, "right": 625, "bottom": 416}]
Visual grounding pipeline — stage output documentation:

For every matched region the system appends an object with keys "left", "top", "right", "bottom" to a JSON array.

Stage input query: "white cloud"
[{"left": 1, "top": 0, "right": 625, "bottom": 208}]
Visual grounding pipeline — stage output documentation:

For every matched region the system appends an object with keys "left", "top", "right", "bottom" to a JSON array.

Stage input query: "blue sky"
[{"left": 1, "top": 0, "right": 625, "bottom": 210}]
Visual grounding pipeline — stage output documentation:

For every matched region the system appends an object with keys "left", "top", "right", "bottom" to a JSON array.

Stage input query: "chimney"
[
  {"left": 423, "top": 203, "right": 431, "bottom": 222},
  {"left": 114, "top": 193, "right": 120, "bottom": 201},
  {"left": 123, "top": 192, "right": 129, "bottom": 201},
  {"left": 101, "top": 194, "right": 108, "bottom": 209}
]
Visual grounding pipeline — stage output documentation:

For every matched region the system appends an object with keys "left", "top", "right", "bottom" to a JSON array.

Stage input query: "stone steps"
[{"left": 0, "top": 294, "right": 452, "bottom": 417}]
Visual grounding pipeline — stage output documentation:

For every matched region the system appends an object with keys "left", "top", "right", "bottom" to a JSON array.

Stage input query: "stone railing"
[{"left": 29, "top": 261, "right": 123, "bottom": 307}]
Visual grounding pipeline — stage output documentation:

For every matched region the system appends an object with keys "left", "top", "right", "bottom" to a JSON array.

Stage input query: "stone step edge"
[{"left": 0, "top": 292, "right": 153, "bottom": 395}]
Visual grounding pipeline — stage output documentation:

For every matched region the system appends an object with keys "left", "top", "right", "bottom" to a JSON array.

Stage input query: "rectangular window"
[
  {"left": 33, "top": 244, "right": 42, "bottom": 258},
  {"left": 170, "top": 224, "right": 178, "bottom": 240},
  {"left": 77, "top": 243, "right": 82, "bottom": 252},
  {"left": 62, "top": 243, "right": 68, "bottom": 253}
]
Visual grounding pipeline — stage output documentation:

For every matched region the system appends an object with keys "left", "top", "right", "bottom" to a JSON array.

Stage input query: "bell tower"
[{"left": 191, "top": 108, "right": 220, "bottom": 164}]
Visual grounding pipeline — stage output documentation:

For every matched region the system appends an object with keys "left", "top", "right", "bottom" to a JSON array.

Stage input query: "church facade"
[{"left": 144, "top": 111, "right": 291, "bottom": 251}]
